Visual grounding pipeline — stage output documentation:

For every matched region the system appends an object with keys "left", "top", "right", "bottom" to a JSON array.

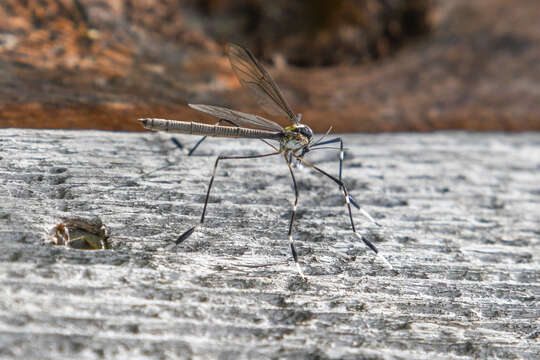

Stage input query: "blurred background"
[{"left": 0, "top": 0, "right": 539, "bottom": 132}]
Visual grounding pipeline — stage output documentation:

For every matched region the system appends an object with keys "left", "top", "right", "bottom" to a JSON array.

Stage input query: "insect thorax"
[{"left": 281, "top": 124, "right": 313, "bottom": 152}]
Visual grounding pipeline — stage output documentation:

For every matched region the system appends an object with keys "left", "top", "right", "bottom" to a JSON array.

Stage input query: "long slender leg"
[
  {"left": 170, "top": 137, "right": 185, "bottom": 152},
  {"left": 294, "top": 156, "right": 393, "bottom": 269},
  {"left": 314, "top": 138, "right": 380, "bottom": 223},
  {"left": 284, "top": 153, "right": 305, "bottom": 278},
  {"left": 304, "top": 137, "right": 378, "bottom": 222},
  {"left": 176, "top": 151, "right": 281, "bottom": 244},
  {"left": 311, "top": 137, "right": 344, "bottom": 186},
  {"left": 307, "top": 137, "right": 381, "bottom": 226},
  {"left": 290, "top": 137, "right": 343, "bottom": 191},
  {"left": 298, "top": 145, "right": 380, "bottom": 227},
  {"left": 348, "top": 195, "right": 382, "bottom": 227}
]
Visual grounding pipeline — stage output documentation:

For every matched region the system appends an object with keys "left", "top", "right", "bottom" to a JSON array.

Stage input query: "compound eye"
[{"left": 299, "top": 126, "right": 313, "bottom": 139}]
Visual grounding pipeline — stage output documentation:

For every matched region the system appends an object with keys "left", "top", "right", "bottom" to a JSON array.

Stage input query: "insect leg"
[
  {"left": 284, "top": 153, "right": 305, "bottom": 279},
  {"left": 347, "top": 195, "right": 382, "bottom": 227},
  {"left": 311, "top": 136, "right": 344, "bottom": 186},
  {"left": 305, "top": 137, "right": 381, "bottom": 226},
  {"left": 170, "top": 137, "right": 186, "bottom": 152},
  {"left": 294, "top": 156, "right": 393, "bottom": 270},
  {"left": 176, "top": 151, "right": 281, "bottom": 244}
]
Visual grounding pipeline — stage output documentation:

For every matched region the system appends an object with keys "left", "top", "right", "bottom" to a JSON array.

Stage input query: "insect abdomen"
[{"left": 139, "top": 119, "right": 281, "bottom": 140}]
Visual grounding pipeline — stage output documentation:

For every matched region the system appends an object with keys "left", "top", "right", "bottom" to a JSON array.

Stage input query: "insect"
[{"left": 140, "top": 43, "right": 391, "bottom": 277}]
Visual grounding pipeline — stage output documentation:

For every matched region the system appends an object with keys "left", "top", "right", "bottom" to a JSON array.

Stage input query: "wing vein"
[{"left": 228, "top": 43, "right": 297, "bottom": 123}]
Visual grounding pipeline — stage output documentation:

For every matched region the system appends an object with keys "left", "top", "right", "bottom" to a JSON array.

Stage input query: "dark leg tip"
[
  {"left": 176, "top": 226, "right": 196, "bottom": 244},
  {"left": 349, "top": 195, "right": 360, "bottom": 209},
  {"left": 361, "top": 235, "right": 379, "bottom": 254},
  {"left": 171, "top": 137, "right": 184, "bottom": 150},
  {"left": 290, "top": 243, "right": 299, "bottom": 262}
]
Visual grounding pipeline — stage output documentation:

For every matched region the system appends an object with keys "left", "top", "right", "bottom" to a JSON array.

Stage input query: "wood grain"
[{"left": 0, "top": 129, "right": 539, "bottom": 359}]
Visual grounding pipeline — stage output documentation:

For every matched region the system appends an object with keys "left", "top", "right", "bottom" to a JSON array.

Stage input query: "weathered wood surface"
[{"left": 0, "top": 129, "right": 539, "bottom": 359}]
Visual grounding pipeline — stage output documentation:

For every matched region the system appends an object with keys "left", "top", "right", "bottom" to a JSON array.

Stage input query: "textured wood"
[{"left": 0, "top": 129, "right": 539, "bottom": 359}]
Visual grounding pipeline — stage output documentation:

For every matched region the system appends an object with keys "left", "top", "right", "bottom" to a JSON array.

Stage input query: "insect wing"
[
  {"left": 227, "top": 43, "right": 297, "bottom": 123},
  {"left": 188, "top": 104, "right": 284, "bottom": 132}
]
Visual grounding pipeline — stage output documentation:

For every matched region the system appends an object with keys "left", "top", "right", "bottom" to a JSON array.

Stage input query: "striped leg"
[
  {"left": 176, "top": 151, "right": 281, "bottom": 244},
  {"left": 309, "top": 136, "right": 381, "bottom": 227},
  {"left": 295, "top": 156, "right": 393, "bottom": 270},
  {"left": 311, "top": 137, "right": 344, "bottom": 186},
  {"left": 315, "top": 137, "right": 381, "bottom": 222},
  {"left": 284, "top": 153, "right": 305, "bottom": 279}
]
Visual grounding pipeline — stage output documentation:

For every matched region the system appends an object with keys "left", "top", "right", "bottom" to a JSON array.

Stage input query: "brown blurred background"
[{"left": 0, "top": 0, "right": 539, "bottom": 132}]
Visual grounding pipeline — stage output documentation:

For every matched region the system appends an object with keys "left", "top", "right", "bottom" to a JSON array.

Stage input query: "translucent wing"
[
  {"left": 227, "top": 43, "right": 297, "bottom": 123},
  {"left": 188, "top": 104, "right": 284, "bottom": 132}
]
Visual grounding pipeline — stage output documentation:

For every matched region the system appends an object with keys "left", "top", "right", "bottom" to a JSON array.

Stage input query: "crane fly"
[{"left": 140, "top": 43, "right": 392, "bottom": 277}]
